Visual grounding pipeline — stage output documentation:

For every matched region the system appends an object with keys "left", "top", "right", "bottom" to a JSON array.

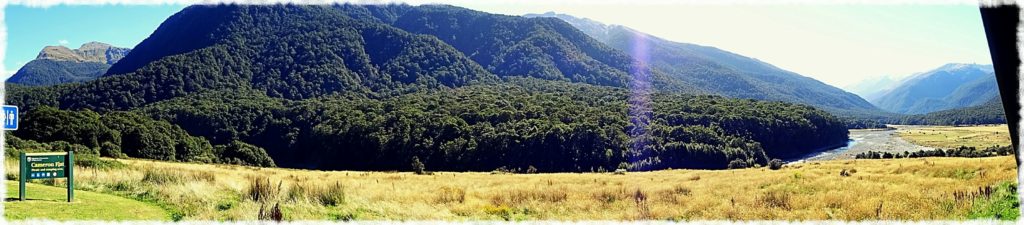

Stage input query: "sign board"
[
  {"left": 20, "top": 152, "right": 74, "bottom": 202},
  {"left": 2, "top": 105, "right": 16, "bottom": 130}
]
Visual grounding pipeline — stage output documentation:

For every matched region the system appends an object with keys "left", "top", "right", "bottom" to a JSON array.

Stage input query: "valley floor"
[
  {"left": 796, "top": 124, "right": 1011, "bottom": 161},
  {"left": 4, "top": 124, "right": 1018, "bottom": 221},
  {"left": 5, "top": 155, "right": 1017, "bottom": 221},
  {"left": 895, "top": 124, "right": 1012, "bottom": 149}
]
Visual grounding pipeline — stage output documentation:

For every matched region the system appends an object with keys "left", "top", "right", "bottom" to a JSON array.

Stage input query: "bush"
[
  {"left": 526, "top": 165, "right": 538, "bottom": 174},
  {"left": 99, "top": 141, "right": 125, "bottom": 158},
  {"left": 215, "top": 141, "right": 276, "bottom": 167},
  {"left": 768, "top": 159, "right": 784, "bottom": 170},
  {"left": 411, "top": 156, "right": 427, "bottom": 175},
  {"left": 727, "top": 159, "right": 748, "bottom": 169}
]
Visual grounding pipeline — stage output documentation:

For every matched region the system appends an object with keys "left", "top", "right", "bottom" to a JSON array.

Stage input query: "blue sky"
[
  {"left": 4, "top": 4, "right": 187, "bottom": 77},
  {"left": 3, "top": 2, "right": 992, "bottom": 89}
]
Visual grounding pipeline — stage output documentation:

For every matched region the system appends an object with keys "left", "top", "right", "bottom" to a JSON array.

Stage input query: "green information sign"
[{"left": 20, "top": 152, "right": 74, "bottom": 202}]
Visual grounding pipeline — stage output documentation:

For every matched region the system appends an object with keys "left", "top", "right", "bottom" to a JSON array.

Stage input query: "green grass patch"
[
  {"left": 4, "top": 181, "right": 170, "bottom": 221},
  {"left": 967, "top": 182, "right": 1020, "bottom": 220}
]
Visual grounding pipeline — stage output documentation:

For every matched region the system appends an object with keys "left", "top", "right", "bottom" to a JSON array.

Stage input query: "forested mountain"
[
  {"left": 523, "top": 12, "right": 881, "bottom": 116},
  {"left": 898, "top": 97, "right": 1006, "bottom": 125},
  {"left": 7, "top": 4, "right": 850, "bottom": 171},
  {"left": 16, "top": 78, "right": 847, "bottom": 171},
  {"left": 335, "top": 4, "right": 695, "bottom": 92},
  {"left": 15, "top": 5, "right": 496, "bottom": 111},
  {"left": 872, "top": 63, "right": 997, "bottom": 114},
  {"left": 7, "top": 42, "right": 130, "bottom": 86}
]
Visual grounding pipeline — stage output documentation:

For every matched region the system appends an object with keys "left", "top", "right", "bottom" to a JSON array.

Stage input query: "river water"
[{"left": 788, "top": 127, "right": 935, "bottom": 162}]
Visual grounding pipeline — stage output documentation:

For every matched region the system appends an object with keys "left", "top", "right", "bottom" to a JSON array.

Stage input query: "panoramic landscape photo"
[{"left": 1, "top": 2, "right": 1018, "bottom": 221}]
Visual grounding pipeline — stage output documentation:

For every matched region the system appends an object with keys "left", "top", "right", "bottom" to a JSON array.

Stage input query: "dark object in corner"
[{"left": 980, "top": 5, "right": 1021, "bottom": 167}]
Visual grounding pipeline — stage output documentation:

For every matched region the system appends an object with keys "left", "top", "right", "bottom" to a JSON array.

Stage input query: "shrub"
[
  {"left": 491, "top": 166, "right": 512, "bottom": 174},
  {"left": 411, "top": 156, "right": 426, "bottom": 175},
  {"left": 727, "top": 159, "right": 748, "bottom": 169},
  {"left": 768, "top": 159, "right": 784, "bottom": 170},
  {"left": 526, "top": 165, "right": 538, "bottom": 174},
  {"left": 215, "top": 141, "right": 276, "bottom": 167},
  {"left": 99, "top": 141, "right": 125, "bottom": 158}
]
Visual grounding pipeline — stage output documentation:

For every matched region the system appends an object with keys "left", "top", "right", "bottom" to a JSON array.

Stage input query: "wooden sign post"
[{"left": 20, "top": 152, "right": 74, "bottom": 202}]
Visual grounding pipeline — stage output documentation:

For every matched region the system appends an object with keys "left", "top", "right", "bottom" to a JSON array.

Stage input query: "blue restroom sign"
[{"left": 2, "top": 105, "right": 17, "bottom": 130}]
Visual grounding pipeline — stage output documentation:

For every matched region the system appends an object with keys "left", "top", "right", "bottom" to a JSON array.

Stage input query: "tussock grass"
[
  {"left": 246, "top": 176, "right": 280, "bottom": 203},
  {"left": 435, "top": 186, "right": 466, "bottom": 204},
  {"left": 5, "top": 155, "right": 1016, "bottom": 221}
]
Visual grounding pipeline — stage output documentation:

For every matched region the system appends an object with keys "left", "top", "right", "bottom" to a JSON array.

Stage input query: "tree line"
[
  {"left": 11, "top": 78, "right": 850, "bottom": 172},
  {"left": 854, "top": 145, "right": 1013, "bottom": 159}
]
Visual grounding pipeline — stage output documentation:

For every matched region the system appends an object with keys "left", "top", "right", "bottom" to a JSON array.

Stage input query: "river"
[{"left": 788, "top": 127, "right": 935, "bottom": 162}]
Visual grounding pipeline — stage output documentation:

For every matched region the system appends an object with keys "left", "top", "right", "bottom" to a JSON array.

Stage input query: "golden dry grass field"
[
  {"left": 6, "top": 155, "right": 1018, "bottom": 221},
  {"left": 895, "top": 124, "right": 1012, "bottom": 149}
]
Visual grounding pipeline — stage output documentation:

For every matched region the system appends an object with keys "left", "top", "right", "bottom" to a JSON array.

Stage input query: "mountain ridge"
[
  {"left": 871, "top": 63, "right": 997, "bottom": 114},
  {"left": 523, "top": 12, "right": 882, "bottom": 117},
  {"left": 7, "top": 42, "right": 130, "bottom": 86},
  {"left": 8, "top": 4, "right": 851, "bottom": 171}
]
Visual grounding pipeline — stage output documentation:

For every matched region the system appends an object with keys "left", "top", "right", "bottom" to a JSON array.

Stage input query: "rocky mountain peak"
[{"left": 35, "top": 41, "right": 131, "bottom": 65}]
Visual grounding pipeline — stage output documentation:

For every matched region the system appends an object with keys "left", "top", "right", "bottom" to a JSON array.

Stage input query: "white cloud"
[{"left": 58, "top": 39, "right": 68, "bottom": 46}]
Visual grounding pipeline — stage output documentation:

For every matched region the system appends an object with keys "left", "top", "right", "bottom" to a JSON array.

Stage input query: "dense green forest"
[
  {"left": 5, "top": 4, "right": 856, "bottom": 172},
  {"left": 6, "top": 60, "right": 110, "bottom": 86},
  {"left": 10, "top": 106, "right": 274, "bottom": 166},
  {"left": 9, "top": 78, "right": 848, "bottom": 171},
  {"left": 895, "top": 97, "right": 1007, "bottom": 125}
]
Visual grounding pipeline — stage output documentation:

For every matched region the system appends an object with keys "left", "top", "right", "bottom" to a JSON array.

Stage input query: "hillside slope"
[
  {"left": 9, "top": 4, "right": 849, "bottom": 171},
  {"left": 524, "top": 12, "right": 881, "bottom": 116},
  {"left": 873, "top": 63, "right": 997, "bottom": 114},
  {"left": 899, "top": 97, "right": 1006, "bottom": 125}
]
